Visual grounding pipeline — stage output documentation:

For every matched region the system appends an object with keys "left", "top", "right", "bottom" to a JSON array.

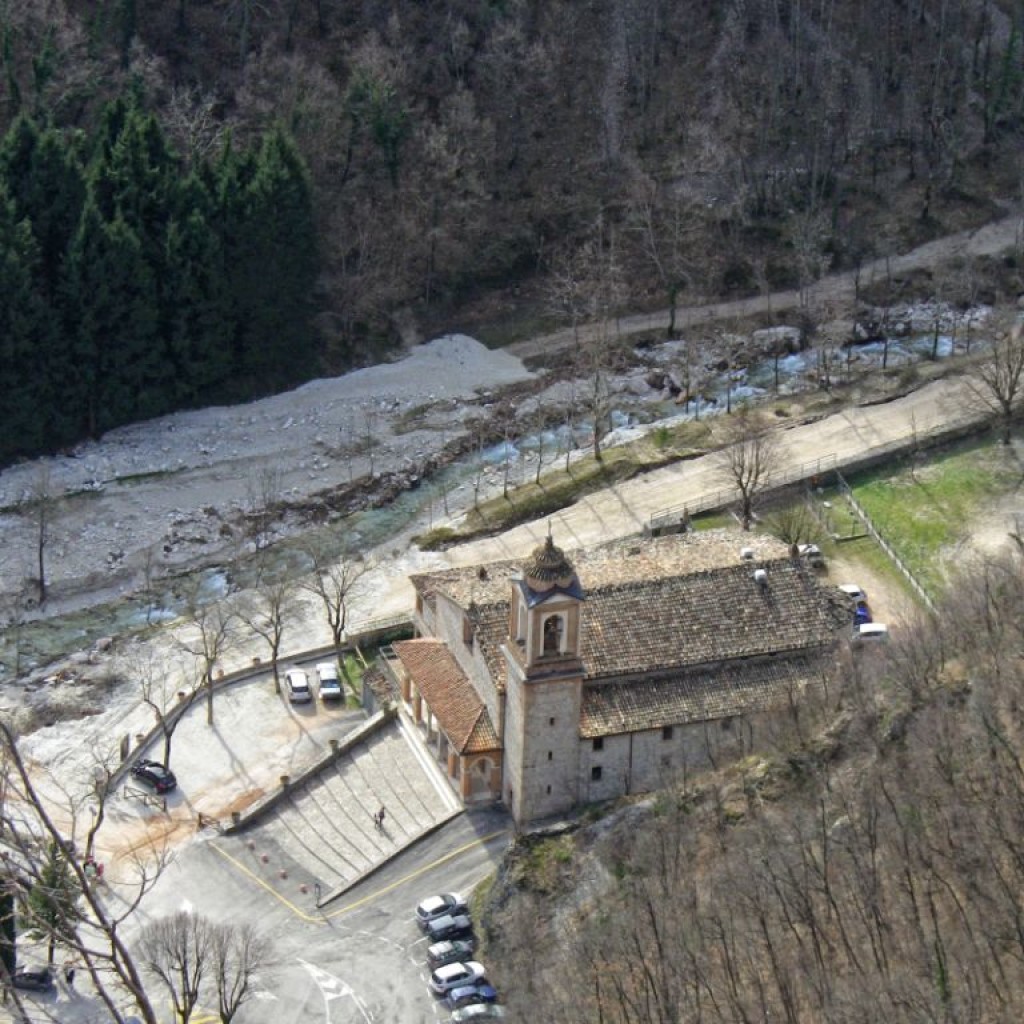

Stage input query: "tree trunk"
[{"left": 206, "top": 670, "right": 215, "bottom": 725}]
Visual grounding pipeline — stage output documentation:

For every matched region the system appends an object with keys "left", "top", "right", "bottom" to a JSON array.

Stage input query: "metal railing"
[
  {"left": 647, "top": 408, "right": 988, "bottom": 534},
  {"left": 836, "top": 471, "right": 937, "bottom": 612},
  {"left": 648, "top": 454, "right": 838, "bottom": 533}
]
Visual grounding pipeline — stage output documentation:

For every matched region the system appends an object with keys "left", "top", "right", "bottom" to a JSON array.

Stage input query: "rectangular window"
[
  {"left": 591, "top": 766, "right": 602, "bottom": 781},
  {"left": 549, "top": 717, "right": 555, "bottom": 726},
  {"left": 662, "top": 725, "right": 674, "bottom": 741},
  {"left": 546, "top": 784, "right": 551, "bottom": 794},
  {"left": 547, "top": 751, "right": 553, "bottom": 761},
  {"left": 592, "top": 737, "right": 604, "bottom": 751}
]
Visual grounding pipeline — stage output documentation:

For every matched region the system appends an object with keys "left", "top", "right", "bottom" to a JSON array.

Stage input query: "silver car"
[
  {"left": 429, "top": 961, "right": 486, "bottom": 996},
  {"left": 284, "top": 668, "right": 313, "bottom": 704}
]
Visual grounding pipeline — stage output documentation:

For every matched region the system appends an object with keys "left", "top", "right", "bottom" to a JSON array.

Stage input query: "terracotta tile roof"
[
  {"left": 580, "top": 653, "right": 832, "bottom": 737},
  {"left": 410, "top": 561, "right": 519, "bottom": 608},
  {"left": 466, "top": 600, "right": 510, "bottom": 694},
  {"left": 581, "top": 556, "right": 849, "bottom": 676},
  {"left": 392, "top": 638, "right": 500, "bottom": 754}
]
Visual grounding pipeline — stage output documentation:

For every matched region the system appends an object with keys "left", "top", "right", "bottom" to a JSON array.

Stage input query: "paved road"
[
  {"left": 3, "top": 808, "right": 510, "bottom": 1024},
  {"left": 439, "top": 374, "right": 981, "bottom": 570},
  {"left": 509, "top": 209, "right": 1023, "bottom": 361}
]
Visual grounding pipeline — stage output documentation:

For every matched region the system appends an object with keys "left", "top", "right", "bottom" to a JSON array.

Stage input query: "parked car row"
[
  {"left": 285, "top": 662, "right": 345, "bottom": 704},
  {"left": 838, "top": 584, "right": 890, "bottom": 643},
  {"left": 418, "top": 893, "right": 507, "bottom": 1021}
]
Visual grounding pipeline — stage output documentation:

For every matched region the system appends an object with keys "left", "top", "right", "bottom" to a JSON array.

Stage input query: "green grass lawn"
[{"left": 844, "top": 437, "right": 1020, "bottom": 595}]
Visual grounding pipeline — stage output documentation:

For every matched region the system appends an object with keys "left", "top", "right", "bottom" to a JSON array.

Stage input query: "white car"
[
  {"left": 417, "top": 892, "right": 468, "bottom": 929},
  {"left": 316, "top": 661, "right": 343, "bottom": 700},
  {"left": 838, "top": 583, "right": 867, "bottom": 603},
  {"left": 284, "top": 668, "right": 313, "bottom": 704},
  {"left": 798, "top": 543, "right": 825, "bottom": 568},
  {"left": 429, "top": 961, "right": 486, "bottom": 996}
]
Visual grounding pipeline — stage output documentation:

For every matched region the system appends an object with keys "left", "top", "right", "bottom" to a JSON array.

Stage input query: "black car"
[
  {"left": 12, "top": 967, "right": 54, "bottom": 992},
  {"left": 131, "top": 759, "right": 177, "bottom": 794},
  {"left": 426, "top": 913, "right": 474, "bottom": 943}
]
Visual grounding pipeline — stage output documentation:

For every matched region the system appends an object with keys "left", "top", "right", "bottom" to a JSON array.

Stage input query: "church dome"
[{"left": 524, "top": 535, "right": 577, "bottom": 591}]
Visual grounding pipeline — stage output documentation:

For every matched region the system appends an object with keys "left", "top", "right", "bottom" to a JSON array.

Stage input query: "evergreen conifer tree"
[
  {"left": 23, "top": 841, "right": 79, "bottom": 966},
  {"left": 0, "top": 184, "right": 55, "bottom": 460}
]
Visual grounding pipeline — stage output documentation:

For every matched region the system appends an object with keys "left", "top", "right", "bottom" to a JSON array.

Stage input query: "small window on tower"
[
  {"left": 547, "top": 751, "right": 553, "bottom": 761},
  {"left": 662, "top": 725, "right": 674, "bottom": 741},
  {"left": 549, "top": 717, "right": 555, "bottom": 726},
  {"left": 592, "top": 737, "right": 604, "bottom": 751},
  {"left": 591, "top": 766, "right": 603, "bottom": 781}
]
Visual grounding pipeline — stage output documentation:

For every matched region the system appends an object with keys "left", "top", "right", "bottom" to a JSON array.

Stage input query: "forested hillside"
[
  {"left": 0, "top": 101, "right": 316, "bottom": 461},
  {"left": 2, "top": 0, "right": 1023, "bottom": 457}
]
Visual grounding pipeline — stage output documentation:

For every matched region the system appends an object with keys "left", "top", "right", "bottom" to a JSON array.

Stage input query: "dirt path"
[{"left": 509, "top": 209, "right": 1024, "bottom": 362}]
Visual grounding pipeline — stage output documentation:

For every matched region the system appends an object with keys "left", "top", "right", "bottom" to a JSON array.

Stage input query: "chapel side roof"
[
  {"left": 391, "top": 638, "right": 500, "bottom": 754},
  {"left": 410, "top": 559, "right": 520, "bottom": 610},
  {"left": 469, "top": 600, "right": 511, "bottom": 693},
  {"left": 410, "top": 530, "right": 791, "bottom": 609},
  {"left": 581, "top": 556, "right": 848, "bottom": 677},
  {"left": 580, "top": 652, "right": 831, "bottom": 738}
]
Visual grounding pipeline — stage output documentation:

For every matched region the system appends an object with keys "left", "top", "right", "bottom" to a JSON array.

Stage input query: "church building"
[{"left": 384, "top": 530, "right": 850, "bottom": 824}]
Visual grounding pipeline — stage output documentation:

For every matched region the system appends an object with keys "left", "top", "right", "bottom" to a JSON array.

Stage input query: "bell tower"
[{"left": 501, "top": 535, "right": 585, "bottom": 823}]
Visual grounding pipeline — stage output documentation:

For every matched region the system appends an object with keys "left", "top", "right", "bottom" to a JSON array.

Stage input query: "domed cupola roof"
[{"left": 521, "top": 535, "right": 584, "bottom": 604}]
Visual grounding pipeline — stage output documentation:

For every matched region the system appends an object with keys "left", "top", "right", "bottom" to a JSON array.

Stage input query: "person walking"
[
  {"left": 64, "top": 961, "right": 76, "bottom": 991},
  {"left": 377, "top": 806, "right": 386, "bottom": 830}
]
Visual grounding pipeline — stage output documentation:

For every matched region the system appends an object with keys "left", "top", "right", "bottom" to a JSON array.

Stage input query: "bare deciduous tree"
[
  {"left": 138, "top": 911, "right": 213, "bottom": 1024},
  {"left": 765, "top": 501, "right": 822, "bottom": 548},
  {"left": 237, "top": 562, "right": 301, "bottom": 694},
  {"left": 716, "top": 408, "right": 782, "bottom": 529},
  {"left": 0, "top": 721, "right": 164, "bottom": 1024},
  {"left": 301, "top": 545, "right": 371, "bottom": 674},
  {"left": 211, "top": 919, "right": 275, "bottom": 1022},
  {"left": 17, "top": 465, "right": 61, "bottom": 607},
  {"left": 547, "top": 218, "right": 625, "bottom": 464},
  {"left": 244, "top": 465, "right": 284, "bottom": 553},
  {"left": 626, "top": 173, "right": 701, "bottom": 337},
  {"left": 176, "top": 585, "right": 238, "bottom": 726},
  {"left": 967, "top": 320, "right": 1024, "bottom": 444},
  {"left": 120, "top": 644, "right": 200, "bottom": 771}
]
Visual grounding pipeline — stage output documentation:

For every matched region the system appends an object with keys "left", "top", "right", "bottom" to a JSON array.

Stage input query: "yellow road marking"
[
  {"left": 209, "top": 827, "right": 510, "bottom": 922},
  {"left": 326, "top": 828, "right": 510, "bottom": 917},
  {"left": 208, "top": 843, "right": 320, "bottom": 922}
]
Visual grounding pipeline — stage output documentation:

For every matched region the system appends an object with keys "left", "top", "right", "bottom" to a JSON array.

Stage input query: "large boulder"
[{"left": 751, "top": 325, "right": 802, "bottom": 354}]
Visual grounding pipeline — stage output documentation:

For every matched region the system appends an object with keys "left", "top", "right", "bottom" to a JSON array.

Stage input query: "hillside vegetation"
[
  {"left": 4, "top": 0, "right": 1024, "bottom": 376},
  {"left": 0, "top": 101, "right": 317, "bottom": 461},
  {"left": 485, "top": 547, "right": 1024, "bottom": 1022}
]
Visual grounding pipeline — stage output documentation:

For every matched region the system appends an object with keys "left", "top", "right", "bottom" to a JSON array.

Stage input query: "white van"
[
  {"left": 284, "top": 668, "right": 313, "bottom": 703},
  {"left": 855, "top": 622, "right": 889, "bottom": 642}
]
